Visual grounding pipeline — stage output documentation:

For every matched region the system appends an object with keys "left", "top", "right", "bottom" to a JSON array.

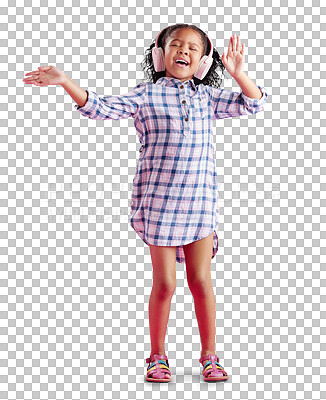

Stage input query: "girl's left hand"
[{"left": 221, "top": 34, "right": 245, "bottom": 79}]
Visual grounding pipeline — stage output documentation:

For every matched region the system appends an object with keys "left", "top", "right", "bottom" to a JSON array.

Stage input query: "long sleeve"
[
  {"left": 206, "top": 84, "right": 268, "bottom": 120},
  {"left": 74, "top": 82, "right": 147, "bottom": 120}
]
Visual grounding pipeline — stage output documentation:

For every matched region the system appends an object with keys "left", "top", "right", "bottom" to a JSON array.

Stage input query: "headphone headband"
[
  {"left": 155, "top": 26, "right": 213, "bottom": 58},
  {"left": 152, "top": 25, "right": 214, "bottom": 80}
]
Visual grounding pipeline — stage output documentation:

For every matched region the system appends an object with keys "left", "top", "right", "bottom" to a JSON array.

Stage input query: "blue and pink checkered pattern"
[{"left": 75, "top": 76, "right": 268, "bottom": 262}]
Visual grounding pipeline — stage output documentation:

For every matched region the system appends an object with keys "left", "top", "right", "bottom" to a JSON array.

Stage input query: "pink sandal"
[
  {"left": 199, "top": 354, "right": 229, "bottom": 381},
  {"left": 145, "top": 354, "right": 171, "bottom": 382}
]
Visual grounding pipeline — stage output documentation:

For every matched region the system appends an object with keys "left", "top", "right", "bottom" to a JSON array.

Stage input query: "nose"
[{"left": 178, "top": 49, "right": 188, "bottom": 55}]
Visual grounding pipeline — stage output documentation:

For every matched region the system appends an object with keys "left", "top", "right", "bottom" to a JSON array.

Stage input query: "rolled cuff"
[
  {"left": 241, "top": 85, "right": 268, "bottom": 108},
  {"left": 74, "top": 90, "right": 96, "bottom": 113}
]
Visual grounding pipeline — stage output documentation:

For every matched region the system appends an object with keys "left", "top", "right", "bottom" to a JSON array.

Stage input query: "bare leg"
[
  {"left": 193, "top": 285, "right": 216, "bottom": 359},
  {"left": 148, "top": 287, "right": 174, "bottom": 357},
  {"left": 183, "top": 233, "right": 218, "bottom": 368},
  {"left": 148, "top": 244, "right": 177, "bottom": 378}
]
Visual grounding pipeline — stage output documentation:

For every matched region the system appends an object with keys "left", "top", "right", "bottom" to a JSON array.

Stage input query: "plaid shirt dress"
[{"left": 74, "top": 76, "right": 268, "bottom": 263}]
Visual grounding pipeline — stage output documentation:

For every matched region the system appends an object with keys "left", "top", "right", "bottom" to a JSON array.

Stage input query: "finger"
[
  {"left": 233, "top": 34, "right": 236, "bottom": 52},
  {"left": 237, "top": 36, "right": 240, "bottom": 52},
  {"left": 24, "top": 78, "right": 43, "bottom": 86},
  {"left": 24, "top": 71, "right": 39, "bottom": 76},
  {"left": 39, "top": 66, "right": 51, "bottom": 71},
  {"left": 23, "top": 76, "right": 38, "bottom": 82},
  {"left": 241, "top": 42, "right": 245, "bottom": 55},
  {"left": 228, "top": 36, "right": 232, "bottom": 54},
  {"left": 23, "top": 80, "right": 39, "bottom": 86}
]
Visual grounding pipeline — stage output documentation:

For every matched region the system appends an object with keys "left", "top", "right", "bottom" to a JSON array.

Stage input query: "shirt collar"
[{"left": 156, "top": 76, "right": 197, "bottom": 91}]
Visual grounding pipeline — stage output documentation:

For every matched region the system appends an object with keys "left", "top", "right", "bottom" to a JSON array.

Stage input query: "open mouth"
[{"left": 174, "top": 60, "right": 189, "bottom": 68}]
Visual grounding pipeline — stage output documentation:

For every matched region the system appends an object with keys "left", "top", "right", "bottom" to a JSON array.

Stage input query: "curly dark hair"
[{"left": 140, "top": 23, "right": 226, "bottom": 88}]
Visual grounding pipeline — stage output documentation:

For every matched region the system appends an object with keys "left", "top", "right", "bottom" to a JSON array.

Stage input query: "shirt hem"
[{"left": 130, "top": 222, "right": 219, "bottom": 264}]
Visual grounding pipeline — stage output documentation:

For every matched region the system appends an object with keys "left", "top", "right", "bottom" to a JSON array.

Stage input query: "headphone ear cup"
[
  {"left": 194, "top": 55, "right": 213, "bottom": 80},
  {"left": 152, "top": 47, "right": 165, "bottom": 72}
]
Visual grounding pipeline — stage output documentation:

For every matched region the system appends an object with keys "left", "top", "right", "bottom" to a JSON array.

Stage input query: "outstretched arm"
[
  {"left": 222, "top": 34, "right": 263, "bottom": 100},
  {"left": 61, "top": 73, "right": 88, "bottom": 107},
  {"left": 233, "top": 71, "right": 263, "bottom": 99}
]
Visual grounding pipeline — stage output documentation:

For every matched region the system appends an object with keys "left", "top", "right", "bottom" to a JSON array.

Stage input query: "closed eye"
[{"left": 171, "top": 45, "right": 197, "bottom": 51}]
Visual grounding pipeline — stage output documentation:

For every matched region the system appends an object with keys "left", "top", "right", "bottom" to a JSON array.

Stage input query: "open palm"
[
  {"left": 221, "top": 34, "right": 245, "bottom": 78},
  {"left": 23, "top": 65, "right": 65, "bottom": 86}
]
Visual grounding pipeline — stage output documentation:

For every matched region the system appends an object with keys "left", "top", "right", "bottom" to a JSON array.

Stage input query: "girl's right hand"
[{"left": 22, "top": 65, "right": 66, "bottom": 86}]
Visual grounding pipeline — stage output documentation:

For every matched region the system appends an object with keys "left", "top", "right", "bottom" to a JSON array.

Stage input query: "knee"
[
  {"left": 187, "top": 275, "right": 211, "bottom": 296},
  {"left": 153, "top": 278, "right": 176, "bottom": 297}
]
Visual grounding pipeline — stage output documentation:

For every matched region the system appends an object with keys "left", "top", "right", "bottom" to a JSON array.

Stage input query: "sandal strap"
[
  {"left": 199, "top": 354, "right": 228, "bottom": 377},
  {"left": 147, "top": 361, "right": 171, "bottom": 375},
  {"left": 146, "top": 354, "right": 169, "bottom": 364},
  {"left": 203, "top": 361, "right": 225, "bottom": 372},
  {"left": 146, "top": 356, "right": 171, "bottom": 379},
  {"left": 199, "top": 354, "right": 220, "bottom": 364},
  {"left": 147, "top": 359, "right": 169, "bottom": 371},
  {"left": 203, "top": 365, "right": 228, "bottom": 378}
]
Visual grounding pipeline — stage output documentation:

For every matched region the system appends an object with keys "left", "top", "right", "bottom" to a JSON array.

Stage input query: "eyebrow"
[{"left": 170, "top": 39, "right": 200, "bottom": 48}]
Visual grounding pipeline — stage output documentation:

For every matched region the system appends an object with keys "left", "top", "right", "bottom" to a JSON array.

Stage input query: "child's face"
[{"left": 163, "top": 28, "right": 204, "bottom": 82}]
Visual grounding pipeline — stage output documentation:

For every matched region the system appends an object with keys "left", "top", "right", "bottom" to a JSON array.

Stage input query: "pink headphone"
[{"left": 152, "top": 25, "right": 214, "bottom": 80}]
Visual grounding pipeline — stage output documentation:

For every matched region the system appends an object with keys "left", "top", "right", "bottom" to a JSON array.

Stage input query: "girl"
[{"left": 22, "top": 23, "right": 268, "bottom": 382}]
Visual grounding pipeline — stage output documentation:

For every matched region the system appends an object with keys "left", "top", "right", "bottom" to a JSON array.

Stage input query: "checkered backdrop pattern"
[{"left": 1, "top": 0, "right": 325, "bottom": 398}]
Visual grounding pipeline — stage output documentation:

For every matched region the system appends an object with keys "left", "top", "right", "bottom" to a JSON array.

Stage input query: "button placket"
[
  {"left": 179, "top": 82, "right": 190, "bottom": 137},
  {"left": 194, "top": 93, "right": 208, "bottom": 119}
]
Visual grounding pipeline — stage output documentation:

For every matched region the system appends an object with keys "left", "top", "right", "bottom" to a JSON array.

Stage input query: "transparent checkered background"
[{"left": 1, "top": 0, "right": 325, "bottom": 398}]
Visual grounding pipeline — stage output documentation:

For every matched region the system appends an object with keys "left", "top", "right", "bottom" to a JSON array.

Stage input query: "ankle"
[
  {"left": 201, "top": 352, "right": 216, "bottom": 361},
  {"left": 150, "top": 352, "right": 166, "bottom": 358}
]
